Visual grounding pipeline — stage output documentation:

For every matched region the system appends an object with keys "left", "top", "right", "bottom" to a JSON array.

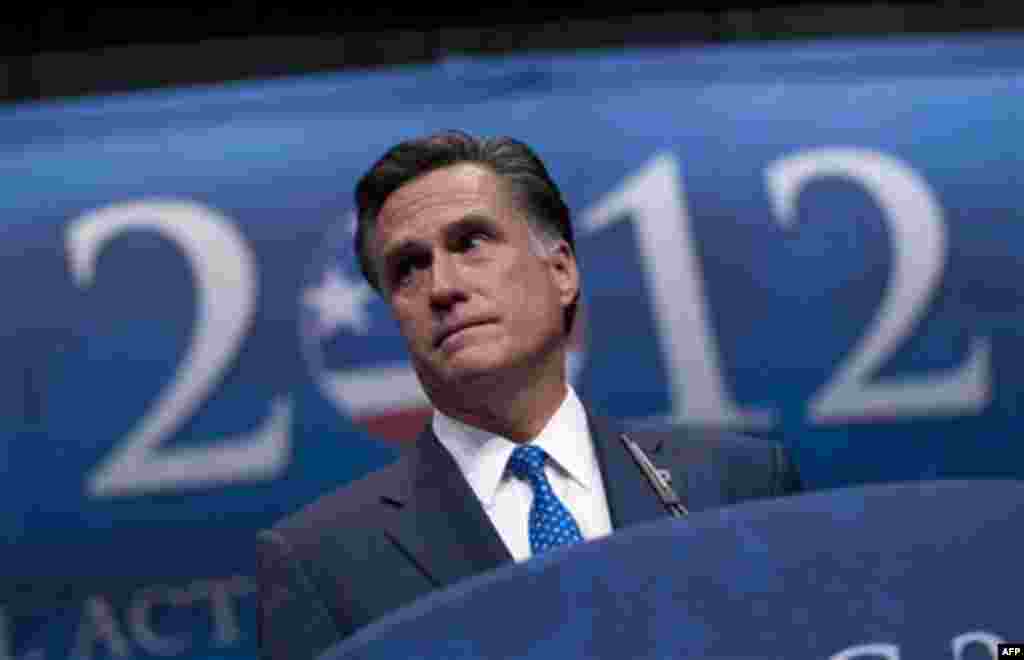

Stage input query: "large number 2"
[
  {"left": 584, "top": 149, "right": 991, "bottom": 427},
  {"left": 67, "top": 200, "right": 292, "bottom": 498},
  {"left": 766, "top": 148, "right": 990, "bottom": 423}
]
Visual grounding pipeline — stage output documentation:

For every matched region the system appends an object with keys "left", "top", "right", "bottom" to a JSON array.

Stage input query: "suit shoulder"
[
  {"left": 647, "top": 425, "right": 802, "bottom": 498},
  {"left": 262, "top": 456, "right": 410, "bottom": 554},
  {"left": 631, "top": 423, "right": 784, "bottom": 458}
]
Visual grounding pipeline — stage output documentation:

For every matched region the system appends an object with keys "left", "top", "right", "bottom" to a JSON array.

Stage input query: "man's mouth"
[{"left": 436, "top": 320, "right": 492, "bottom": 348}]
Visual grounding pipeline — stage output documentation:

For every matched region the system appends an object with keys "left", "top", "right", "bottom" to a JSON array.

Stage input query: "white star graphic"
[{"left": 302, "top": 268, "right": 374, "bottom": 336}]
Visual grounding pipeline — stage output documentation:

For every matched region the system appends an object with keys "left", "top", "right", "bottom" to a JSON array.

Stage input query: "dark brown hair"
[{"left": 354, "top": 130, "right": 578, "bottom": 333}]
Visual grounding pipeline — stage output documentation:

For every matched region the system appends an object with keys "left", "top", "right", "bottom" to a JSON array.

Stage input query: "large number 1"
[
  {"left": 583, "top": 154, "right": 775, "bottom": 428},
  {"left": 67, "top": 200, "right": 291, "bottom": 498}
]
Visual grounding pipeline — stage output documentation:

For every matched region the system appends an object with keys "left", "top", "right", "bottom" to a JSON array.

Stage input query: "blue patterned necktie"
[{"left": 507, "top": 444, "right": 584, "bottom": 555}]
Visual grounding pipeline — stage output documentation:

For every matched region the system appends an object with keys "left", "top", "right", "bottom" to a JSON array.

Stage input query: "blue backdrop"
[{"left": 1, "top": 34, "right": 1022, "bottom": 659}]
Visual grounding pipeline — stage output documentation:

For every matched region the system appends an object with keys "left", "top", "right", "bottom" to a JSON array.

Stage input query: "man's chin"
[
  {"left": 443, "top": 361, "right": 506, "bottom": 387},
  {"left": 420, "top": 356, "right": 510, "bottom": 397}
]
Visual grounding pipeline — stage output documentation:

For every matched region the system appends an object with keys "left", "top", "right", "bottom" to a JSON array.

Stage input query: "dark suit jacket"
[{"left": 256, "top": 408, "right": 802, "bottom": 660}]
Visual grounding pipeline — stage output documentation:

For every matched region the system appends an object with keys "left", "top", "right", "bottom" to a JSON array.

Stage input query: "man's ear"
[{"left": 547, "top": 241, "right": 580, "bottom": 308}]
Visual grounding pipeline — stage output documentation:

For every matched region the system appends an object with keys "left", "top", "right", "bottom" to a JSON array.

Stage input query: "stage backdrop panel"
[{"left": 1, "top": 34, "right": 1022, "bottom": 659}]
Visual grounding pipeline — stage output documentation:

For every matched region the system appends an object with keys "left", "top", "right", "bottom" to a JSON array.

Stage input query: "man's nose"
[{"left": 428, "top": 254, "right": 468, "bottom": 309}]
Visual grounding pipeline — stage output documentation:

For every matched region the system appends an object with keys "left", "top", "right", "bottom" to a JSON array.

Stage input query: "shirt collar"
[{"left": 432, "top": 385, "right": 595, "bottom": 510}]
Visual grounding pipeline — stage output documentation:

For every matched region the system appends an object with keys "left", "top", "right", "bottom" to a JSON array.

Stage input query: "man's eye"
[
  {"left": 460, "top": 231, "right": 488, "bottom": 251},
  {"left": 391, "top": 261, "right": 414, "bottom": 287}
]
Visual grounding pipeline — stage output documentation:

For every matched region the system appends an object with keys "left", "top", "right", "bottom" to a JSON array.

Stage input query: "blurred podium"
[{"left": 321, "top": 481, "right": 1023, "bottom": 660}]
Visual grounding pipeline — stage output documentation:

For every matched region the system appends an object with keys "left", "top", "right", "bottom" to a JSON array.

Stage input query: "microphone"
[{"left": 620, "top": 434, "right": 689, "bottom": 518}]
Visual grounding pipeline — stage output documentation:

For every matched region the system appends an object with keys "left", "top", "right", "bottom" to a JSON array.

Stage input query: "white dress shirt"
[{"left": 432, "top": 385, "right": 613, "bottom": 561}]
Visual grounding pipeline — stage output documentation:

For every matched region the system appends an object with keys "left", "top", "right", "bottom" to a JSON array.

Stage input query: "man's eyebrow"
[
  {"left": 443, "top": 213, "right": 499, "bottom": 238},
  {"left": 381, "top": 240, "right": 426, "bottom": 270},
  {"left": 381, "top": 214, "right": 500, "bottom": 265}
]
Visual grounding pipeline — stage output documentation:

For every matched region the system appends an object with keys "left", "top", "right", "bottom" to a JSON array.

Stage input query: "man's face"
[{"left": 372, "top": 164, "right": 578, "bottom": 404}]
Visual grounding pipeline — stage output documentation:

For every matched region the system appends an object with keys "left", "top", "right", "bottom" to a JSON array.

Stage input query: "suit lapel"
[
  {"left": 586, "top": 410, "right": 674, "bottom": 529},
  {"left": 378, "top": 405, "right": 674, "bottom": 587},
  {"left": 380, "top": 426, "right": 512, "bottom": 589}
]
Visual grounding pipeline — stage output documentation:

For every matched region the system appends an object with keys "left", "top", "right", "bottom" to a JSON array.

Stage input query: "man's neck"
[{"left": 434, "top": 376, "right": 569, "bottom": 443}]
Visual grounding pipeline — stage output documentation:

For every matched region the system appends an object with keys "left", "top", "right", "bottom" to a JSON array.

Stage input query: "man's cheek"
[{"left": 397, "top": 321, "right": 425, "bottom": 351}]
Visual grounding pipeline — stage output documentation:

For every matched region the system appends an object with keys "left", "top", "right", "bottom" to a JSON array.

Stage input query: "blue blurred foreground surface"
[{"left": 324, "top": 480, "right": 1023, "bottom": 660}]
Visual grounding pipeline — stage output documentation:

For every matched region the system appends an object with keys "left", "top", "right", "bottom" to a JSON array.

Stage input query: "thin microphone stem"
[{"left": 621, "top": 434, "right": 689, "bottom": 518}]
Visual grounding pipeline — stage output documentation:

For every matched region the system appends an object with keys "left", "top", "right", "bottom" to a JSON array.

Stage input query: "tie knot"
[{"left": 508, "top": 444, "right": 548, "bottom": 481}]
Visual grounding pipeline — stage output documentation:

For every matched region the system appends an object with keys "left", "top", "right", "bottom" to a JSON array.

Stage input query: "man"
[{"left": 256, "top": 131, "right": 802, "bottom": 660}]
